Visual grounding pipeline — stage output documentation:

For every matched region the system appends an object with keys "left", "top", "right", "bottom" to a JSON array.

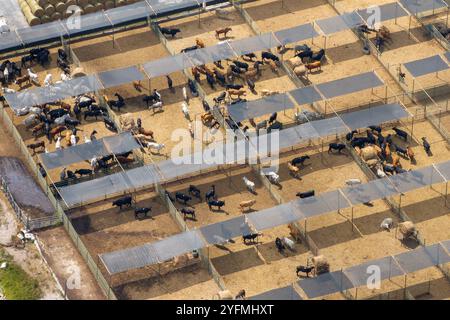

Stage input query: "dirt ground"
[{"left": 164, "top": 165, "right": 278, "bottom": 228}]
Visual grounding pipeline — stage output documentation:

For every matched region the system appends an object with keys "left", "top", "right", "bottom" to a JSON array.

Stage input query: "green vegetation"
[{"left": 0, "top": 249, "right": 42, "bottom": 300}]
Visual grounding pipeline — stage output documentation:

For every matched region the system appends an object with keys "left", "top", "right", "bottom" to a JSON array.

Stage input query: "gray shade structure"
[
  {"left": 250, "top": 286, "right": 302, "bottom": 300},
  {"left": 98, "top": 160, "right": 450, "bottom": 275},
  {"left": 388, "top": 165, "right": 446, "bottom": 193},
  {"left": 299, "top": 270, "right": 353, "bottom": 299},
  {"left": 4, "top": 75, "right": 103, "bottom": 112},
  {"left": 148, "top": 0, "right": 200, "bottom": 15},
  {"left": 0, "top": 31, "right": 23, "bottom": 52},
  {"left": 227, "top": 93, "right": 295, "bottom": 123},
  {"left": 66, "top": 11, "right": 112, "bottom": 36},
  {"left": 289, "top": 86, "right": 324, "bottom": 106},
  {"left": 343, "top": 256, "right": 405, "bottom": 287},
  {"left": 315, "top": 12, "right": 365, "bottom": 36},
  {"left": 40, "top": 132, "right": 140, "bottom": 170},
  {"left": 200, "top": 216, "right": 253, "bottom": 245},
  {"left": 445, "top": 52, "right": 450, "bottom": 64},
  {"left": 229, "top": 32, "right": 281, "bottom": 55},
  {"left": 274, "top": 23, "right": 319, "bottom": 45},
  {"left": 357, "top": 2, "right": 409, "bottom": 25},
  {"left": 342, "top": 178, "right": 398, "bottom": 205},
  {"left": 100, "top": 243, "right": 157, "bottom": 275},
  {"left": 298, "top": 241, "right": 450, "bottom": 299},
  {"left": 105, "top": 1, "right": 154, "bottom": 26},
  {"left": 403, "top": 54, "right": 450, "bottom": 78},
  {"left": 98, "top": 66, "right": 146, "bottom": 89},
  {"left": 247, "top": 202, "right": 303, "bottom": 231},
  {"left": 394, "top": 243, "right": 450, "bottom": 273},
  {"left": 435, "top": 161, "right": 450, "bottom": 180},
  {"left": 152, "top": 230, "right": 206, "bottom": 263},
  {"left": 399, "top": 0, "right": 448, "bottom": 14},
  {"left": 143, "top": 53, "right": 195, "bottom": 78},
  {"left": 340, "top": 103, "right": 409, "bottom": 130},
  {"left": 17, "top": 20, "right": 68, "bottom": 45},
  {"left": 185, "top": 42, "right": 236, "bottom": 65},
  {"left": 316, "top": 71, "right": 384, "bottom": 99}
]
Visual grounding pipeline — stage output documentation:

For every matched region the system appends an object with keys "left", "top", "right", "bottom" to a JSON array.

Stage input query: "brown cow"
[
  {"left": 27, "top": 141, "right": 45, "bottom": 154},
  {"left": 195, "top": 38, "right": 205, "bottom": 48},
  {"left": 215, "top": 27, "right": 232, "bottom": 39},
  {"left": 306, "top": 61, "right": 321, "bottom": 73},
  {"left": 50, "top": 125, "right": 67, "bottom": 139},
  {"left": 227, "top": 89, "right": 246, "bottom": 99}
]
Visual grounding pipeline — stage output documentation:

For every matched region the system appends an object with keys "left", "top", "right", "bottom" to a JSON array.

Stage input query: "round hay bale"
[
  {"left": 116, "top": 0, "right": 126, "bottom": 7},
  {"left": 94, "top": 2, "right": 104, "bottom": 11},
  {"left": 83, "top": 4, "right": 95, "bottom": 13},
  {"left": 51, "top": 11, "right": 62, "bottom": 21},
  {"left": 55, "top": 2, "right": 66, "bottom": 13},
  {"left": 360, "top": 146, "right": 377, "bottom": 161},
  {"left": 399, "top": 221, "right": 416, "bottom": 237},
  {"left": 65, "top": 0, "right": 77, "bottom": 6},
  {"left": 24, "top": 9, "right": 42, "bottom": 26},
  {"left": 48, "top": 0, "right": 59, "bottom": 5},
  {"left": 44, "top": 4, "right": 55, "bottom": 15},
  {"left": 38, "top": 0, "right": 48, "bottom": 7},
  {"left": 104, "top": 1, "right": 114, "bottom": 9},
  {"left": 71, "top": 67, "right": 86, "bottom": 78},
  {"left": 312, "top": 255, "right": 330, "bottom": 275},
  {"left": 77, "top": 0, "right": 89, "bottom": 7},
  {"left": 25, "top": 0, "right": 45, "bottom": 18},
  {"left": 89, "top": 0, "right": 98, "bottom": 5},
  {"left": 212, "top": 290, "right": 233, "bottom": 300},
  {"left": 40, "top": 15, "right": 52, "bottom": 23}
]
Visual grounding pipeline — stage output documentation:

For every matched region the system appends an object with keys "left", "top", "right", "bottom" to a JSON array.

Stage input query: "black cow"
[
  {"left": 181, "top": 207, "right": 195, "bottom": 220},
  {"left": 328, "top": 143, "right": 346, "bottom": 153},
  {"left": 243, "top": 233, "right": 258, "bottom": 244},
  {"left": 134, "top": 207, "right": 151, "bottom": 219},
  {"left": 188, "top": 185, "right": 202, "bottom": 201},
  {"left": 160, "top": 27, "right": 181, "bottom": 38},
  {"left": 208, "top": 199, "right": 225, "bottom": 211},
  {"left": 296, "top": 190, "right": 315, "bottom": 199},
  {"left": 296, "top": 265, "right": 315, "bottom": 277},
  {"left": 75, "top": 169, "right": 92, "bottom": 177},
  {"left": 392, "top": 127, "right": 408, "bottom": 141},
  {"left": 291, "top": 155, "right": 310, "bottom": 167},
  {"left": 112, "top": 196, "right": 132, "bottom": 210},
  {"left": 175, "top": 192, "right": 192, "bottom": 205}
]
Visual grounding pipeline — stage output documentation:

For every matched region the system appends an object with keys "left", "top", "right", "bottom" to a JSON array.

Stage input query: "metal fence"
[
  {"left": 0, "top": 176, "right": 59, "bottom": 231},
  {"left": 0, "top": 101, "right": 117, "bottom": 300}
]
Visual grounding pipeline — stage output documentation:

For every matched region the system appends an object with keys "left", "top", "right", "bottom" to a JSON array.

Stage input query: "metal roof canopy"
[
  {"left": 444, "top": 52, "right": 450, "bottom": 64},
  {"left": 403, "top": 54, "right": 450, "bottom": 78},
  {"left": 273, "top": 23, "right": 319, "bottom": 45},
  {"left": 247, "top": 202, "right": 304, "bottom": 231},
  {"left": 143, "top": 54, "right": 195, "bottom": 78},
  {"left": 185, "top": 42, "right": 237, "bottom": 65},
  {"left": 43, "top": 131, "right": 139, "bottom": 169},
  {"left": 315, "top": 12, "right": 365, "bottom": 36},
  {"left": 357, "top": 2, "right": 409, "bottom": 25},
  {"left": 226, "top": 93, "right": 295, "bottom": 123},
  {"left": 5, "top": 75, "right": 104, "bottom": 111},
  {"left": 343, "top": 256, "right": 405, "bottom": 288},
  {"left": 388, "top": 165, "right": 446, "bottom": 193},
  {"left": 289, "top": 85, "right": 324, "bottom": 106},
  {"left": 399, "top": 0, "right": 448, "bottom": 14},
  {"left": 105, "top": 1, "right": 154, "bottom": 26},
  {"left": 394, "top": 243, "right": 450, "bottom": 273},
  {"left": 200, "top": 216, "right": 253, "bottom": 245},
  {"left": 229, "top": 32, "right": 281, "bottom": 55},
  {"left": 298, "top": 270, "right": 353, "bottom": 299},
  {"left": 152, "top": 230, "right": 206, "bottom": 262},
  {"left": 100, "top": 243, "right": 157, "bottom": 275},
  {"left": 250, "top": 286, "right": 302, "bottom": 300},
  {"left": 339, "top": 103, "right": 409, "bottom": 130},
  {"left": 98, "top": 65, "right": 146, "bottom": 88},
  {"left": 316, "top": 71, "right": 384, "bottom": 99}
]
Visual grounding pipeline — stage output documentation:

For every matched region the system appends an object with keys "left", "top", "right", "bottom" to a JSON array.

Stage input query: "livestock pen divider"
[{"left": 0, "top": 101, "right": 118, "bottom": 300}]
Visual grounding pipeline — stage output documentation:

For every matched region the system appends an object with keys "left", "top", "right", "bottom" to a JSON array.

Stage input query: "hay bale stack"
[
  {"left": 19, "top": 0, "right": 41, "bottom": 26},
  {"left": 71, "top": 67, "right": 87, "bottom": 78},
  {"left": 94, "top": 2, "right": 104, "bottom": 11},
  {"left": 44, "top": 3, "right": 55, "bottom": 15},
  {"left": 116, "top": 0, "right": 127, "bottom": 7},
  {"left": 399, "top": 221, "right": 416, "bottom": 238},
  {"left": 77, "top": 0, "right": 89, "bottom": 7},
  {"left": 48, "top": 0, "right": 59, "bottom": 5},
  {"left": 41, "top": 15, "right": 51, "bottom": 23},
  {"left": 24, "top": 0, "right": 45, "bottom": 18},
  {"left": 51, "top": 11, "right": 62, "bottom": 21},
  {"left": 104, "top": 0, "right": 114, "bottom": 9},
  {"left": 312, "top": 255, "right": 330, "bottom": 275},
  {"left": 83, "top": 3, "right": 95, "bottom": 13},
  {"left": 38, "top": 0, "right": 48, "bottom": 7},
  {"left": 55, "top": 2, "right": 66, "bottom": 13},
  {"left": 65, "top": 0, "right": 77, "bottom": 6}
]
